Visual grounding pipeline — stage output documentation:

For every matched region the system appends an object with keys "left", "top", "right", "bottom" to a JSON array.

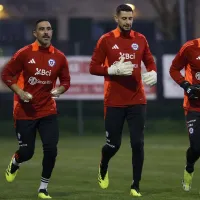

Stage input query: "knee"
[
  {"left": 20, "top": 146, "right": 34, "bottom": 161},
  {"left": 43, "top": 146, "right": 58, "bottom": 159},
  {"left": 105, "top": 141, "right": 121, "bottom": 153},
  {"left": 192, "top": 145, "right": 200, "bottom": 155},
  {"left": 131, "top": 140, "right": 144, "bottom": 152}
]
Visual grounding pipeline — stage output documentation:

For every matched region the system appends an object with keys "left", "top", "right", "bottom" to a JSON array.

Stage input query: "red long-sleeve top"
[
  {"left": 170, "top": 39, "right": 200, "bottom": 112},
  {"left": 90, "top": 28, "right": 156, "bottom": 107},
  {"left": 1, "top": 41, "right": 70, "bottom": 119}
]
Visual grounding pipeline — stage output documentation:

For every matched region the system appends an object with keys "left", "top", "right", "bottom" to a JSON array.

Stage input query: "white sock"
[
  {"left": 38, "top": 177, "right": 49, "bottom": 191},
  {"left": 12, "top": 157, "right": 20, "bottom": 166}
]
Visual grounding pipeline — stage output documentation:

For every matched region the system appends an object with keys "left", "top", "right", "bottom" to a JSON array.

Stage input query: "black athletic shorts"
[
  {"left": 104, "top": 105, "right": 146, "bottom": 147},
  {"left": 15, "top": 114, "right": 59, "bottom": 149},
  {"left": 186, "top": 111, "right": 200, "bottom": 150}
]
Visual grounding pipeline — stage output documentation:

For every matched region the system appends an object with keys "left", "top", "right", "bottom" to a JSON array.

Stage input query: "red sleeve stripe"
[
  {"left": 183, "top": 64, "right": 192, "bottom": 109},
  {"left": 13, "top": 46, "right": 29, "bottom": 59},
  {"left": 56, "top": 49, "right": 65, "bottom": 57},
  {"left": 137, "top": 32, "right": 145, "bottom": 37},
  {"left": 179, "top": 41, "right": 194, "bottom": 55},
  {"left": 97, "top": 35, "right": 106, "bottom": 48}
]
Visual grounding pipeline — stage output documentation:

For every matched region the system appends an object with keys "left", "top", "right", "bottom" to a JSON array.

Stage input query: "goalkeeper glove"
[
  {"left": 108, "top": 57, "right": 134, "bottom": 76},
  {"left": 180, "top": 81, "right": 200, "bottom": 100},
  {"left": 142, "top": 70, "right": 157, "bottom": 86},
  {"left": 17, "top": 90, "right": 33, "bottom": 102},
  {"left": 51, "top": 88, "right": 62, "bottom": 98}
]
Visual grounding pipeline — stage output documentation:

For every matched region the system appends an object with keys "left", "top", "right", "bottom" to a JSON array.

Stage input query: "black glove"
[{"left": 180, "top": 81, "right": 200, "bottom": 99}]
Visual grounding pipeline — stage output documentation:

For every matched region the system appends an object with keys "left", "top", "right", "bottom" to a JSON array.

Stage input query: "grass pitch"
[{"left": 0, "top": 133, "right": 199, "bottom": 200}]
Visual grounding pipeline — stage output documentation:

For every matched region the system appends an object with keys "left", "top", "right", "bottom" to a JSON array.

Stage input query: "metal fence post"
[{"left": 74, "top": 42, "right": 84, "bottom": 135}]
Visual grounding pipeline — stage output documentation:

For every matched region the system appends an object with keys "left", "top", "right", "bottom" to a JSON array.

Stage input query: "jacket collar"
[{"left": 31, "top": 41, "right": 54, "bottom": 53}]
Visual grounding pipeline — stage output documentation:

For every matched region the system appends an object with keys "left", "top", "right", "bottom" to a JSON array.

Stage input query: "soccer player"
[
  {"left": 170, "top": 39, "right": 200, "bottom": 193},
  {"left": 89, "top": 4, "right": 157, "bottom": 197},
  {"left": 1, "top": 19, "right": 70, "bottom": 199}
]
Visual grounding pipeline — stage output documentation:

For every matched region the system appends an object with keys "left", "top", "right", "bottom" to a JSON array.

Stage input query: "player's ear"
[
  {"left": 33, "top": 30, "right": 37, "bottom": 38},
  {"left": 114, "top": 14, "right": 118, "bottom": 23}
]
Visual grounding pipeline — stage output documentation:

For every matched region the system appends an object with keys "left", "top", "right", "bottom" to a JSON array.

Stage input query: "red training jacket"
[
  {"left": 1, "top": 41, "right": 70, "bottom": 120},
  {"left": 90, "top": 28, "right": 156, "bottom": 107},
  {"left": 170, "top": 39, "right": 200, "bottom": 112}
]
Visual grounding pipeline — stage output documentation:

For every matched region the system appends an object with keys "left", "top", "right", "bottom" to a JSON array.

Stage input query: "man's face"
[
  {"left": 33, "top": 21, "right": 53, "bottom": 46},
  {"left": 115, "top": 11, "right": 133, "bottom": 31}
]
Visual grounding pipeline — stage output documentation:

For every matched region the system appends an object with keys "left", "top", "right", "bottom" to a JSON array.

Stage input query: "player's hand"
[
  {"left": 17, "top": 90, "right": 33, "bottom": 102},
  {"left": 51, "top": 88, "right": 62, "bottom": 98},
  {"left": 180, "top": 81, "right": 200, "bottom": 99},
  {"left": 142, "top": 70, "right": 157, "bottom": 86},
  {"left": 108, "top": 57, "right": 134, "bottom": 76}
]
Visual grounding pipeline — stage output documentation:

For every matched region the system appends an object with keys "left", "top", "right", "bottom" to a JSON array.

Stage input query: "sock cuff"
[
  {"left": 41, "top": 177, "right": 49, "bottom": 183},
  {"left": 12, "top": 157, "right": 20, "bottom": 166}
]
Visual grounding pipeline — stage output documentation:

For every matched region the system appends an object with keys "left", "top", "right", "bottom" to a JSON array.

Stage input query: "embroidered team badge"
[
  {"left": 195, "top": 72, "right": 200, "bottom": 80},
  {"left": 131, "top": 43, "right": 139, "bottom": 50},
  {"left": 48, "top": 59, "right": 55, "bottom": 67}
]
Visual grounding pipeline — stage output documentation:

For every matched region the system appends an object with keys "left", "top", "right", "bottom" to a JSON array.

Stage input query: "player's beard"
[
  {"left": 119, "top": 24, "right": 131, "bottom": 33},
  {"left": 37, "top": 37, "right": 51, "bottom": 47}
]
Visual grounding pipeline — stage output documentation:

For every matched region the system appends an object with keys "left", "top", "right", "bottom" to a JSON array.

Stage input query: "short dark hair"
[
  {"left": 35, "top": 19, "right": 50, "bottom": 29},
  {"left": 116, "top": 4, "right": 133, "bottom": 15}
]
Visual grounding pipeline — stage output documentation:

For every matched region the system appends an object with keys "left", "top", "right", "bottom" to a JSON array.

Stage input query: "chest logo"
[
  {"left": 48, "top": 59, "right": 55, "bottom": 67},
  {"left": 119, "top": 52, "right": 135, "bottom": 60},
  {"left": 112, "top": 44, "right": 119, "bottom": 49},
  {"left": 35, "top": 68, "right": 51, "bottom": 76},
  {"left": 28, "top": 58, "right": 36, "bottom": 64},
  {"left": 131, "top": 43, "right": 139, "bottom": 50},
  {"left": 195, "top": 72, "right": 200, "bottom": 80},
  {"left": 196, "top": 56, "right": 200, "bottom": 60}
]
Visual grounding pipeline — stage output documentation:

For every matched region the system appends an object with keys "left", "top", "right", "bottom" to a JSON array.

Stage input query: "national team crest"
[
  {"left": 195, "top": 72, "right": 200, "bottom": 80},
  {"left": 48, "top": 59, "right": 55, "bottom": 67},
  {"left": 131, "top": 43, "right": 139, "bottom": 50}
]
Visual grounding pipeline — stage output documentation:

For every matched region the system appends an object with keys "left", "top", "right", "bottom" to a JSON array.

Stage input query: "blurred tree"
[{"left": 147, "top": 0, "right": 195, "bottom": 40}]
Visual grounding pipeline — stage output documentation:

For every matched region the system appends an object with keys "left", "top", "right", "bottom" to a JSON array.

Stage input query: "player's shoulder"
[
  {"left": 97, "top": 29, "right": 148, "bottom": 41},
  {"left": 13, "top": 44, "right": 31, "bottom": 58},
  {"left": 97, "top": 32, "right": 111, "bottom": 43},
  {"left": 53, "top": 47, "right": 67, "bottom": 60},
  {"left": 95, "top": 32, "right": 111, "bottom": 48},
  {"left": 179, "top": 39, "right": 196, "bottom": 55},
  {"left": 132, "top": 31, "right": 148, "bottom": 42},
  {"left": 54, "top": 47, "right": 65, "bottom": 56},
  {"left": 99, "top": 28, "right": 132, "bottom": 41},
  {"left": 133, "top": 31, "right": 146, "bottom": 38}
]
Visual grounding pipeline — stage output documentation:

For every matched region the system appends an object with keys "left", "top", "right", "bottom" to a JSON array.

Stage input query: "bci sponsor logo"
[
  {"left": 35, "top": 68, "right": 51, "bottom": 76},
  {"left": 119, "top": 52, "right": 135, "bottom": 60}
]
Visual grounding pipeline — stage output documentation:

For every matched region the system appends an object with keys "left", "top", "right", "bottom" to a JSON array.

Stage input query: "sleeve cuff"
[{"left": 59, "top": 84, "right": 70, "bottom": 92}]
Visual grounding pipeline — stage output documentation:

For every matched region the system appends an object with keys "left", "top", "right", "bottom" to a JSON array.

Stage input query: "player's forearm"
[
  {"left": 145, "top": 63, "right": 157, "bottom": 72},
  {"left": 57, "top": 85, "right": 68, "bottom": 93},
  {"left": 1, "top": 63, "right": 22, "bottom": 87},
  {"left": 1, "top": 71, "right": 18, "bottom": 88},
  {"left": 143, "top": 47, "right": 157, "bottom": 72},
  {"left": 1, "top": 68, "right": 13, "bottom": 85},
  {"left": 10, "top": 84, "right": 23, "bottom": 95},
  {"left": 59, "top": 76, "right": 70, "bottom": 92},
  {"left": 169, "top": 66, "right": 185, "bottom": 85},
  {"left": 89, "top": 64, "right": 108, "bottom": 76},
  {"left": 143, "top": 55, "right": 157, "bottom": 72}
]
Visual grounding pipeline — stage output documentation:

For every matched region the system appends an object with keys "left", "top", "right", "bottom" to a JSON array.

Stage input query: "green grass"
[
  {"left": 0, "top": 133, "right": 200, "bottom": 200},
  {"left": 0, "top": 117, "right": 187, "bottom": 137}
]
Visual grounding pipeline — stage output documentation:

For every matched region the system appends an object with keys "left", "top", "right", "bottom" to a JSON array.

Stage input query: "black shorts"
[
  {"left": 186, "top": 111, "right": 200, "bottom": 150},
  {"left": 104, "top": 105, "right": 146, "bottom": 147},
  {"left": 15, "top": 114, "right": 59, "bottom": 149}
]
